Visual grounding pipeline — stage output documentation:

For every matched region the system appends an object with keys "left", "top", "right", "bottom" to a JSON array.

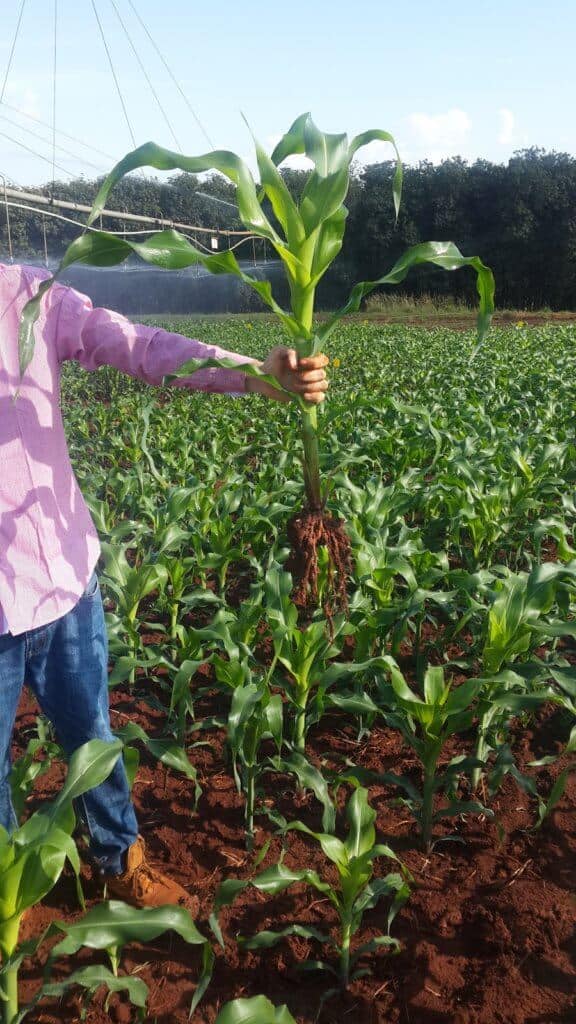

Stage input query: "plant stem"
[
  {"left": 2, "top": 964, "right": 18, "bottom": 1024},
  {"left": 472, "top": 704, "right": 494, "bottom": 791},
  {"left": 245, "top": 768, "right": 255, "bottom": 852},
  {"left": 301, "top": 406, "right": 322, "bottom": 510},
  {"left": 293, "top": 699, "right": 307, "bottom": 754},
  {"left": 170, "top": 603, "right": 178, "bottom": 640},
  {"left": 421, "top": 765, "right": 436, "bottom": 852},
  {"left": 340, "top": 921, "right": 352, "bottom": 988},
  {"left": 293, "top": 293, "right": 322, "bottom": 512}
]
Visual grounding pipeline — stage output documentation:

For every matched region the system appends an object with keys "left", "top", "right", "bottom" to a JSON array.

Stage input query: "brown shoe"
[{"left": 104, "top": 836, "right": 199, "bottom": 916}]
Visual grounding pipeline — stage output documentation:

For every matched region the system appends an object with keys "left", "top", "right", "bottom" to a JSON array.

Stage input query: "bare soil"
[
  {"left": 360, "top": 312, "right": 576, "bottom": 329},
  {"left": 12, "top": 672, "right": 575, "bottom": 1024}
]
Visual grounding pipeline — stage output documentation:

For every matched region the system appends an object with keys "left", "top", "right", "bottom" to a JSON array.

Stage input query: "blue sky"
[{"left": 0, "top": 0, "right": 574, "bottom": 187}]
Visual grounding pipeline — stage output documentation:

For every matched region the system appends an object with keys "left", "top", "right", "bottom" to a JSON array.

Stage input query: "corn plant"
[
  {"left": 20, "top": 113, "right": 494, "bottom": 609},
  {"left": 264, "top": 565, "right": 353, "bottom": 751},
  {"left": 226, "top": 678, "right": 283, "bottom": 850},
  {"left": 361, "top": 659, "right": 492, "bottom": 851},
  {"left": 0, "top": 740, "right": 122, "bottom": 1024},
  {"left": 210, "top": 788, "right": 409, "bottom": 990},
  {"left": 100, "top": 542, "right": 168, "bottom": 685},
  {"left": 8, "top": 721, "right": 62, "bottom": 825},
  {"left": 215, "top": 997, "right": 296, "bottom": 1024},
  {"left": 47, "top": 901, "right": 213, "bottom": 1018},
  {"left": 471, "top": 562, "right": 576, "bottom": 787}
]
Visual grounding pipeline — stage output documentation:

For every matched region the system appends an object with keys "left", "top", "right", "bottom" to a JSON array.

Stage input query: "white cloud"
[
  {"left": 406, "top": 108, "right": 471, "bottom": 162},
  {"left": 497, "top": 107, "right": 515, "bottom": 145}
]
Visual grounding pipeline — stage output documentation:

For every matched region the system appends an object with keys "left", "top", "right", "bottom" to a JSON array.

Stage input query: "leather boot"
[{"left": 104, "top": 836, "right": 199, "bottom": 916}]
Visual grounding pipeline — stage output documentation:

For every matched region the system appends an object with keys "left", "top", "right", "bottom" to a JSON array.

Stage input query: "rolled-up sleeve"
[{"left": 55, "top": 283, "right": 253, "bottom": 394}]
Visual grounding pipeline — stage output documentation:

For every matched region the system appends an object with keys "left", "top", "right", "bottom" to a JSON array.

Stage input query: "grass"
[{"left": 138, "top": 299, "right": 576, "bottom": 328}]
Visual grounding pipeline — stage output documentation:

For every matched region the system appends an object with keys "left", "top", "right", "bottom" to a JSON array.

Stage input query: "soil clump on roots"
[{"left": 286, "top": 508, "right": 352, "bottom": 617}]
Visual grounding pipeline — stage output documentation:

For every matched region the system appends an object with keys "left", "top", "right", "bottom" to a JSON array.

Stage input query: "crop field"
[{"left": 12, "top": 319, "right": 576, "bottom": 1024}]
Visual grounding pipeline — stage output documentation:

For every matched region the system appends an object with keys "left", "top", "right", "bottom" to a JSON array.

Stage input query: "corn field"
[{"left": 5, "top": 318, "right": 576, "bottom": 1024}]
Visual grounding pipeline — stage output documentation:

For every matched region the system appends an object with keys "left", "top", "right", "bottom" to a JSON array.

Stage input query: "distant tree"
[{"left": 1, "top": 149, "right": 575, "bottom": 309}]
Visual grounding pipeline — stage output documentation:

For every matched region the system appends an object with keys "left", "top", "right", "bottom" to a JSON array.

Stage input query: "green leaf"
[
  {"left": 284, "top": 819, "right": 349, "bottom": 869},
  {"left": 18, "top": 277, "right": 54, "bottom": 376},
  {"left": 433, "top": 799, "right": 493, "bottom": 823},
  {"left": 41, "top": 965, "right": 148, "bottom": 1010},
  {"left": 317, "top": 241, "right": 495, "bottom": 346},
  {"left": 348, "top": 129, "right": 403, "bottom": 218},
  {"left": 49, "top": 740, "right": 122, "bottom": 821},
  {"left": 353, "top": 874, "right": 407, "bottom": 916},
  {"left": 276, "top": 751, "right": 336, "bottom": 832},
  {"left": 50, "top": 901, "right": 206, "bottom": 958},
  {"left": 210, "top": 864, "right": 331, "bottom": 946},
  {"left": 215, "top": 996, "right": 298, "bottom": 1024},
  {"left": 250, "top": 126, "right": 305, "bottom": 248},
  {"left": 19, "top": 229, "right": 304, "bottom": 376},
  {"left": 88, "top": 140, "right": 279, "bottom": 242},
  {"left": 343, "top": 788, "right": 376, "bottom": 860},
  {"left": 300, "top": 166, "right": 350, "bottom": 237},
  {"left": 241, "top": 923, "right": 331, "bottom": 950},
  {"left": 190, "top": 940, "right": 215, "bottom": 1017},
  {"left": 533, "top": 767, "right": 573, "bottom": 829},
  {"left": 351, "top": 934, "right": 400, "bottom": 963},
  {"left": 423, "top": 666, "right": 447, "bottom": 707}
]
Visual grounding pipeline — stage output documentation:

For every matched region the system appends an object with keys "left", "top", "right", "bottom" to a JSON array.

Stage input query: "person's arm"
[
  {"left": 55, "top": 282, "right": 255, "bottom": 394},
  {"left": 54, "top": 281, "right": 328, "bottom": 403}
]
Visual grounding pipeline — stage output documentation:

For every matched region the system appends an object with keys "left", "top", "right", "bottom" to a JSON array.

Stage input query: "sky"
[{"left": 0, "top": 0, "right": 574, "bottom": 189}]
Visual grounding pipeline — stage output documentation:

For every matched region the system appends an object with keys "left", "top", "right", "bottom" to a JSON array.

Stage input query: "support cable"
[
  {"left": 0, "top": 111, "right": 108, "bottom": 173},
  {"left": 0, "top": 0, "right": 27, "bottom": 105},
  {"left": 90, "top": 0, "right": 138, "bottom": 149},
  {"left": 0, "top": 129, "right": 78, "bottom": 178},
  {"left": 108, "top": 0, "right": 181, "bottom": 150},
  {"left": 0, "top": 99, "right": 117, "bottom": 161},
  {"left": 126, "top": 0, "right": 214, "bottom": 149},
  {"left": 51, "top": 0, "right": 58, "bottom": 194},
  {"left": 42, "top": 214, "right": 48, "bottom": 266}
]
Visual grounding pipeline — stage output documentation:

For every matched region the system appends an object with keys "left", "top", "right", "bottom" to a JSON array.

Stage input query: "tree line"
[{"left": 2, "top": 147, "right": 575, "bottom": 310}]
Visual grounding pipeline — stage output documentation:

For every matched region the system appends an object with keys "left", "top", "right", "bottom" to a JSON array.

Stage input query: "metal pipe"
[{"left": 2, "top": 185, "right": 250, "bottom": 237}]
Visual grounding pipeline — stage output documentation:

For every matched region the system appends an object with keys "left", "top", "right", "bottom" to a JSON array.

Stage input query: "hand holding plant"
[
  {"left": 252, "top": 348, "right": 329, "bottom": 404},
  {"left": 20, "top": 113, "right": 494, "bottom": 615}
]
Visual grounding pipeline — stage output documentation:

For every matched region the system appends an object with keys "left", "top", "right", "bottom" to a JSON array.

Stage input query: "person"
[{"left": 0, "top": 261, "right": 329, "bottom": 912}]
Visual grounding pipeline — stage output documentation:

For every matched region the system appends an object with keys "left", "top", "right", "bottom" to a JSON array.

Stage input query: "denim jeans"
[{"left": 0, "top": 573, "right": 138, "bottom": 873}]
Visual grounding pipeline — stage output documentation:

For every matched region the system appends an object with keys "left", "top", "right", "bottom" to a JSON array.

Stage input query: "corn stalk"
[{"left": 20, "top": 115, "right": 494, "bottom": 511}]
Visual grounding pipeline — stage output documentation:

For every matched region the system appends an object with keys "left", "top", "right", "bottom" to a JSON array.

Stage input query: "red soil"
[{"left": 12, "top": 678, "right": 575, "bottom": 1024}]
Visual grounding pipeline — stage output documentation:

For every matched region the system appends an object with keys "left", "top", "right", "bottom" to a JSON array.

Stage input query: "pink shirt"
[{"left": 0, "top": 262, "right": 251, "bottom": 636}]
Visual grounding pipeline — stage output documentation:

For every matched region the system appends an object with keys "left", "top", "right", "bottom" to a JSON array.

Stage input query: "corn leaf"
[
  {"left": 88, "top": 141, "right": 279, "bottom": 242},
  {"left": 215, "top": 996, "right": 297, "bottom": 1024},
  {"left": 316, "top": 241, "right": 495, "bottom": 346}
]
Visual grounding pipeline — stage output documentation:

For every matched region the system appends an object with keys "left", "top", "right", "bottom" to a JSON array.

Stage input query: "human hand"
[{"left": 260, "top": 347, "right": 329, "bottom": 404}]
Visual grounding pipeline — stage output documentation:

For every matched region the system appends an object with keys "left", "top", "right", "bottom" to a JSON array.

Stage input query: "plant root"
[{"left": 286, "top": 508, "right": 353, "bottom": 618}]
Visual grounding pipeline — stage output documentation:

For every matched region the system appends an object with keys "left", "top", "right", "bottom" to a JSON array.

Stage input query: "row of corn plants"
[{"left": 5, "top": 318, "right": 575, "bottom": 1019}]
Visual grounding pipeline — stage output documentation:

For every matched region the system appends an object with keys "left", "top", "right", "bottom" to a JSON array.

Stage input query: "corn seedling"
[
  {"left": 0, "top": 740, "right": 122, "bottom": 1024},
  {"left": 264, "top": 565, "right": 353, "bottom": 751},
  {"left": 210, "top": 787, "right": 409, "bottom": 990},
  {"left": 365, "top": 659, "right": 492, "bottom": 851},
  {"left": 21, "top": 114, "right": 494, "bottom": 612},
  {"left": 226, "top": 678, "right": 283, "bottom": 849},
  {"left": 47, "top": 900, "right": 213, "bottom": 1018}
]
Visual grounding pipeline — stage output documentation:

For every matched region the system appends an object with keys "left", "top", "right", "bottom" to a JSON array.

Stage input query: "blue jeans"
[{"left": 0, "top": 573, "right": 138, "bottom": 873}]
